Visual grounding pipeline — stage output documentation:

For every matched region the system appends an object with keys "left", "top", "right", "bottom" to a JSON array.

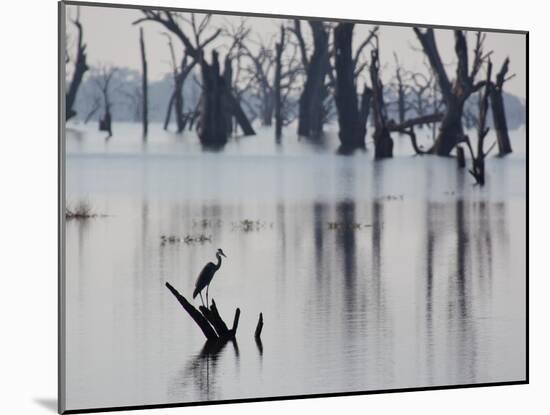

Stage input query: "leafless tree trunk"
[
  {"left": 333, "top": 23, "right": 371, "bottom": 152},
  {"left": 139, "top": 28, "right": 148, "bottom": 136},
  {"left": 294, "top": 20, "right": 330, "bottom": 138},
  {"left": 467, "top": 61, "right": 495, "bottom": 185},
  {"left": 163, "top": 92, "right": 174, "bottom": 130},
  {"left": 369, "top": 48, "right": 393, "bottom": 158},
  {"left": 94, "top": 66, "right": 117, "bottom": 137},
  {"left": 135, "top": 11, "right": 254, "bottom": 146},
  {"left": 414, "top": 29, "right": 489, "bottom": 156},
  {"left": 490, "top": 58, "right": 513, "bottom": 156},
  {"left": 197, "top": 50, "right": 229, "bottom": 146},
  {"left": 393, "top": 53, "right": 407, "bottom": 125},
  {"left": 274, "top": 26, "right": 285, "bottom": 140},
  {"left": 223, "top": 56, "right": 234, "bottom": 136},
  {"left": 66, "top": 9, "right": 89, "bottom": 120}
]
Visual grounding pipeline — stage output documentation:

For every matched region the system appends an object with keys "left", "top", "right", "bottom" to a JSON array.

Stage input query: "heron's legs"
[
  {"left": 199, "top": 291, "right": 205, "bottom": 308},
  {"left": 206, "top": 285, "right": 210, "bottom": 308}
]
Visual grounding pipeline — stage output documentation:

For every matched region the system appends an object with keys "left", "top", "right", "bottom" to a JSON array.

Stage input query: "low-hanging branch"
[{"left": 386, "top": 112, "right": 444, "bottom": 131}]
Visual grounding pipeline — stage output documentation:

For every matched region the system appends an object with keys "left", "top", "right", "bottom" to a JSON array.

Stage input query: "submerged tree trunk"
[
  {"left": 139, "top": 28, "right": 148, "bottom": 136},
  {"left": 274, "top": 27, "right": 284, "bottom": 140},
  {"left": 197, "top": 51, "right": 255, "bottom": 148},
  {"left": 433, "top": 97, "right": 466, "bottom": 155},
  {"left": 297, "top": 21, "right": 330, "bottom": 138},
  {"left": 66, "top": 15, "right": 89, "bottom": 120},
  {"left": 334, "top": 23, "right": 368, "bottom": 151},
  {"left": 490, "top": 58, "right": 513, "bottom": 156},
  {"left": 468, "top": 61, "right": 493, "bottom": 186},
  {"left": 163, "top": 92, "right": 175, "bottom": 130},
  {"left": 99, "top": 107, "right": 112, "bottom": 137},
  {"left": 166, "top": 282, "right": 240, "bottom": 342},
  {"left": 198, "top": 51, "right": 228, "bottom": 147},
  {"left": 369, "top": 49, "right": 393, "bottom": 158},
  {"left": 414, "top": 29, "right": 487, "bottom": 156},
  {"left": 173, "top": 55, "right": 189, "bottom": 133},
  {"left": 223, "top": 56, "right": 234, "bottom": 136}
]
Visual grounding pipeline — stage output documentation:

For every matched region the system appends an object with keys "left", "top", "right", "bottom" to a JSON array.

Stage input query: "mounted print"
[{"left": 59, "top": 1, "right": 528, "bottom": 413}]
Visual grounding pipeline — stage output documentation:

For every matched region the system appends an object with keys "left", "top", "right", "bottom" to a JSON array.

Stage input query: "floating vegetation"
[
  {"left": 192, "top": 218, "right": 223, "bottom": 229},
  {"left": 231, "top": 219, "right": 274, "bottom": 232},
  {"left": 328, "top": 222, "right": 373, "bottom": 230},
  {"left": 160, "top": 234, "right": 212, "bottom": 246},
  {"left": 380, "top": 194, "right": 404, "bottom": 201},
  {"left": 66, "top": 201, "right": 103, "bottom": 220}
]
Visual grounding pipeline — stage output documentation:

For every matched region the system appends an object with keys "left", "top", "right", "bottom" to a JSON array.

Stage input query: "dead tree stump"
[{"left": 166, "top": 282, "right": 260, "bottom": 348}]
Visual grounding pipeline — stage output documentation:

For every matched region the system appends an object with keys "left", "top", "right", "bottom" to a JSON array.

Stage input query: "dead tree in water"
[
  {"left": 166, "top": 282, "right": 240, "bottom": 343},
  {"left": 466, "top": 61, "right": 496, "bottom": 186},
  {"left": 490, "top": 57, "right": 514, "bottom": 156},
  {"left": 291, "top": 20, "right": 330, "bottom": 138},
  {"left": 369, "top": 47, "right": 393, "bottom": 158},
  {"left": 93, "top": 65, "right": 118, "bottom": 137},
  {"left": 333, "top": 23, "right": 374, "bottom": 152},
  {"left": 66, "top": 8, "right": 89, "bottom": 120},
  {"left": 135, "top": 11, "right": 255, "bottom": 147},
  {"left": 414, "top": 29, "right": 490, "bottom": 155},
  {"left": 274, "top": 27, "right": 285, "bottom": 139},
  {"left": 163, "top": 33, "right": 194, "bottom": 133},
  {"left": 240, "top": 36, "right": 275, "bottom": 126},
  {"left": 392, "top": 53, "right": 409, "bottom": 125},
  {"left": 139, "top": 28, "right": 148, "bottom": 136},
  {"left": 273, "top": 26, "right": 302, "bottom": 140}
]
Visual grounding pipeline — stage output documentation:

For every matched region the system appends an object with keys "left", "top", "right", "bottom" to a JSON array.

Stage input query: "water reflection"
[{"left": 64, "top": 124, "right": 526, "bottom": 410}]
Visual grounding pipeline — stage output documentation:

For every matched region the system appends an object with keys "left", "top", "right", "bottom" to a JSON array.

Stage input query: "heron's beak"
[{"left": 221, "top": 251, "right": 227, "bottom": 258}]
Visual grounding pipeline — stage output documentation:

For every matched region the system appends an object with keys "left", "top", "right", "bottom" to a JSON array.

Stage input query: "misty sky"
[{"left": 64, "top": 4, "right": 526, "bottom": 100}]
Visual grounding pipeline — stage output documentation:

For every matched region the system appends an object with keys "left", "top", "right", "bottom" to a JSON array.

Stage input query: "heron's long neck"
[{"left": 215, "top": 253, "right": 222, "bottom": 270}]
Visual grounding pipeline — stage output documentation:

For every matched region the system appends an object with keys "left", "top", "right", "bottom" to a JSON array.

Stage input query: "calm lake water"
[{"left": 64, "top": 122, "right": 526, "bottom": 410}]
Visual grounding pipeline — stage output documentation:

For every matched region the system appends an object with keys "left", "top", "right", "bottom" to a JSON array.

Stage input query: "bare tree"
[
  {"left": 290, "top": 20, "right": 331, "bottom": 138},
  {"left": 369, "top": 46, "right": 393, "bottom": 158},
  {"left": 93, "top": 65, "right": 118, "bottom": 137},
  {"left": 139, "top": 27, "right": 148, "bottom": 136},
  {"left": 391, "top": 53, "right": 410, "bottom": 125},
  {"left": 163, "top": 33, "right": 193, "bottom": 133},
  {"left": 466, "top": 61, "right": 496, "bottom": 185},
  {"left": 134, "top": 10, "right": 255, "bottom": 147},
  {"left": 490, "top": 57, "right": 514, "bottom": 156},
  {"left": 413, "top": 29, "right": 490, "bottom": 155},
  {"left": 238, "top": 34, "right": 276, "bottom": 126},
  {"left": 333, "top": 23, "right": 374, "bottom": 152},
  {"left": 66, "top": 7, "right": 89, "bottom": 120}
]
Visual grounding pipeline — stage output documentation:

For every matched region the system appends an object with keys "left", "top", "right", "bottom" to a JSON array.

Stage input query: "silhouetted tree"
[
  {"left": 333, "top": 23, "right": 374, "bottom": 152},
  {"left": 134, "top": 10, "right": 255, "bottom": 147},
  {"left": 93, "top": 65, "right": 118, "bottom": 137},
  {"left": 66, "top": 7, "right": 89, "bottom": 120},
  {"left": 490, "top": 57, "right": 514, "bottom": 156},
  {"left": 369, "top": 47, "right": 393, "bottom": 158},
  {"left": 466, "top": 61, "right": 496, "bottom": 185},
  {"left": 139, "top": 27, "right": 148, "bottom": 136},
  {"left": 413, "top": 29, "right": 489, "bottom": 155},
  {"left": 291, "top": 20, "right": 330, "bottom": 138}
]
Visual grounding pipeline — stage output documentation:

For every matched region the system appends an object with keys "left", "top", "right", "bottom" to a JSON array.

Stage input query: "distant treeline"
[{"left": 67, "top": 66, "right": 525, "bottom": 130}]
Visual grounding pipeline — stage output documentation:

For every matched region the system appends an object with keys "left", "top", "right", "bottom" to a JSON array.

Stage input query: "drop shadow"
[{"left": 34, "top": 398, "right": 57, "bottom": 413}]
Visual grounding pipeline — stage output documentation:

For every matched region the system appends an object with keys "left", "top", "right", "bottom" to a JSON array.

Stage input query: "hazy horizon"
[{"left": 64, "top": 3, "right": 527, "bottom": 100}]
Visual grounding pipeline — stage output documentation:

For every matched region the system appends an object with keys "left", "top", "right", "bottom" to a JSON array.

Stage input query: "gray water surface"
[{"left": 64, "top": 123, "right": 526, "bottom": 410}]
